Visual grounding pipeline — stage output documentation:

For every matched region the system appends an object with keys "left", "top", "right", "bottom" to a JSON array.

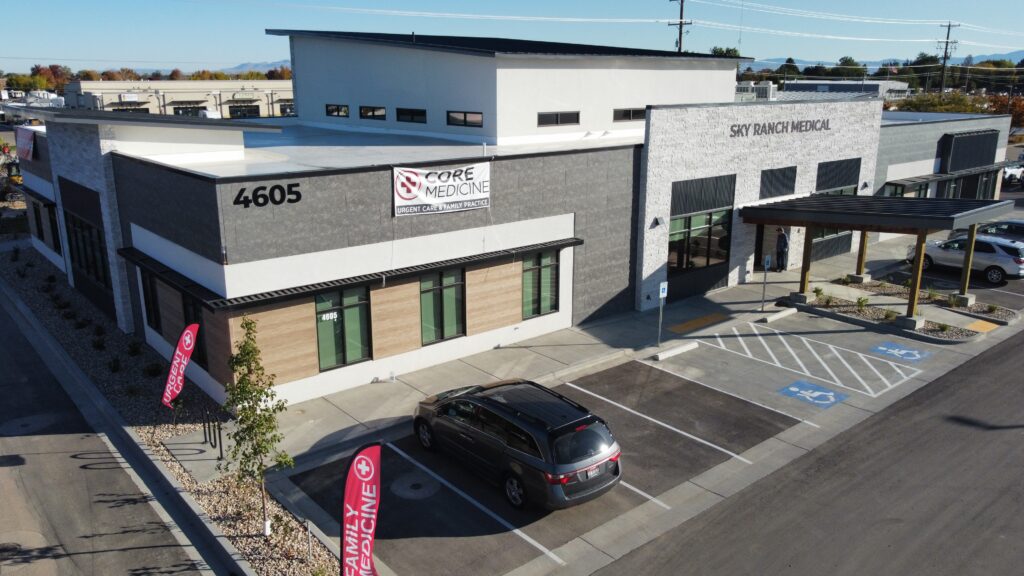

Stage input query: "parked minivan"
[{"left": 413, "top": 380, "right": 622, "bottom": 509}]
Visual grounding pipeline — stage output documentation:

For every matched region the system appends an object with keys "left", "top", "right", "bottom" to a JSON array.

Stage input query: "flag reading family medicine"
[
  {"left": 161, "top": 323, "right": 199, "bottom": 409},
  {"left": 393, "top": 162, "right": 491, "bottom": 216},
  {"left": 341, "top": 443, "right": 382, "bottom": 576}
]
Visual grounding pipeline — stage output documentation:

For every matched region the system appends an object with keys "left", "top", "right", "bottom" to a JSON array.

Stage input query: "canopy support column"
[
  {"left": 799, "top": 227, "right": 814, "bottom": 294},
  {"left": 856, "top": 231, "right": 869, "bottom": 276},
  {"left": 959, "top": 224, "right": 977, "bottom": 296},
  {"left": 906, "top": 231, "right": 929, "bottom": 318}
]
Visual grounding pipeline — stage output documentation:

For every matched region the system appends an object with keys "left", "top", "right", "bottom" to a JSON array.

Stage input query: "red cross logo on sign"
[
  {"left": 354, "top": 454, "right": 375, "bottom": 482},
  {"left": 394, "top": 169, "right": 421, "bottom": 201}
]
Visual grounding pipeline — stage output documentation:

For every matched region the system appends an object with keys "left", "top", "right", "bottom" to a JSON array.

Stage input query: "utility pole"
[
  {"left": 668, "top": 0, "right": 693, "bottom": 53},
  {"left": 938, "top": 21, "right": 960, "bottom": 94}
]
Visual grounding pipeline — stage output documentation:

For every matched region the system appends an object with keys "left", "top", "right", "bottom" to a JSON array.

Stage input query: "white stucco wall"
[
  {"left": 495, "top": 56, "right": 738, "bottom": 145},
  {"left": 291, "top": 37, "right": 500, "bottom": 143},
  {"left": 637, "top": 99, "right": 883, "bottom": 310}
]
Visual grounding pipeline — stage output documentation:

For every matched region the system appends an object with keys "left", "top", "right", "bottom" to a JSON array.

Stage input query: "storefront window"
[
  {"left": 181, "top": 295, "right": 207, "bottom": 369},
  {"left": 811, "top": 187, "right": 856, "bottom": 239},
  {"left": 421, "top": 269, "right": 464, "bottom": 345},
  {"left": 64, "top": 211, "right": 111, "bottom": 289},
  {"left": 228, "top": 105, "right": 260, "bottom": 118},
  {"left": 523, "top": 251, "right": 559, "bottom": 319},
  {"left": 315, "top": 287, "right": 371, "bottom": 371},
  {"left": 46, "top": 205, "right": 61, "bottom": 255},
  {"left": 141, "top": 269, "right": 162, "bottom": 333},
  {"left": 668, "top": 209, "right": 732, "bottom": 274}
]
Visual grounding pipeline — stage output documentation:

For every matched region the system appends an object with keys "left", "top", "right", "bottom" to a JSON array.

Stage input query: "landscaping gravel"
[
  {"left": 808, "top": 291, "right": 977, "bottom": 341},
  {"left": 0, "top": 250, "right": 336, "bottom": 576},
  {"left": 851, "top": 279, "right": 1017, "bottom": 323}
]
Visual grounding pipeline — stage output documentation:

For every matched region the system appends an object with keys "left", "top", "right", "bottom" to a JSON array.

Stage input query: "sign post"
[
  {"left": 761, "top": 255, "right": 771, "bottom": 312},
  {"left": 657, "top": 281, "right": 668, "bottom": 348}
]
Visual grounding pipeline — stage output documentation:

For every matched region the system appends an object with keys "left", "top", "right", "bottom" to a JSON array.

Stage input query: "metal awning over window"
[
  {"left": 168, "top": 99, "right": 209, "bottom": 105},
  {"left": 887, "top": 160, "right": 1019, "bottom": 188},
  {"left": 225, "top": 98, "right": 261, "bottom": 104},
  {"left": 105, "top": 100, "right": 148, "bottom": 107},
  {"left": 119, "top": 237, "right": 583, "bottom": 312},
  {"left": 15, "top": 183, "right": 55, "bottom": 206}
]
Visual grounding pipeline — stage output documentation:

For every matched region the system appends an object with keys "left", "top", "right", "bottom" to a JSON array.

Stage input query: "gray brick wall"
[
  {"left": 214, "top": 147, "right": 639, "bottom": 324},
  {"left": 874, "top": 116, "right": 1012, "bottom": 192}
]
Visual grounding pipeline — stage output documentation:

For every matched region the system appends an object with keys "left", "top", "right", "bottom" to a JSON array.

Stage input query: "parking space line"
[
  {"left": 564, "top": 382, "right": 753, "bottom": 465},
  {"left": 774, "top": 328, "right": 809, "bottom": 374},
  {"left": 859, "top": 355, "right": 892, "bottom": 389},
  {"left": 715, "top": 333, "right": 726, "bottom": 349},
  {"left": 385, "top": 442, "right": 566, "bottom": 567},
  {"left": 643, "top": 361, "right": 820, "bottom": 429},
  {"left": 801, "top": 337, "right": 841, "bottom": 386},
  {"left": 732, "top": 326, "right": 753, "bottom": 357},
  {"left": 829, "top": 345, "right": 874, "bottom": 396},
  {"left": 985, "top": 287, "right": 1024, "bottom": 298},
  {"left": 619, "top": 481, "right": 671, "bottom": 510},
  {"left": 750, "top": 325, "right": 781, "bottom": 367}
]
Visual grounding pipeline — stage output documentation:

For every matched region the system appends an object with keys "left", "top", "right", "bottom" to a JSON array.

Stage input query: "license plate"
[{"left": 582, "top": 465, "right": 602, "bottom": 480}]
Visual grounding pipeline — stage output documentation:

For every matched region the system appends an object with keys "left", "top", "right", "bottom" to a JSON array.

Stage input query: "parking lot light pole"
[{"left": 959, "top": 223, "right": 978, "bottom": 296}]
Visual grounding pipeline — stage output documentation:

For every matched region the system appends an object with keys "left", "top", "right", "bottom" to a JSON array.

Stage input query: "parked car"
[
  {"left": 911, "top": 234, "right": 1024, "bottom": 284},
  {"left": 1005, "top": 166, "right": 1024, "bottom": 183},
  {"left": 948, "top": 220, "right": 1024, "bottom": 243},
  {"left": 413, "top": 380, "right": 622, "bottom": 510}
]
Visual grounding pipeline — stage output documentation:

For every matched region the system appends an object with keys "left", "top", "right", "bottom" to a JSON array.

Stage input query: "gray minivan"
[{"left": 413, "top": 380, "right": 622, "bottom": 510}]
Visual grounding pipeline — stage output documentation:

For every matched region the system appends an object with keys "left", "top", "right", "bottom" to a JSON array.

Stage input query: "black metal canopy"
[
  {"left": 740, "top": 196, "right": 1014, "bottom": 234},
  {"left": 887, "top": 160, "right": 1019, "bottom": 188}
]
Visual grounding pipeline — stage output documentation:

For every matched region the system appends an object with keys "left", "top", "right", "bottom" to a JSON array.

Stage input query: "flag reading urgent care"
[
  {"left": 341, "top": 443, "right": 382, "bottom": 576},
  {"left": 161, "top": 324, "right": 199, "bottom": 409},
  {"left": 393, "top": 162, "right": 490, "bottom": 216}
]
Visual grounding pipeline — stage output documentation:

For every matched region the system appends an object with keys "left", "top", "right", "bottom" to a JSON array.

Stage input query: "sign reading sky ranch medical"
[
  {"left": 729, "top": 119, "right": 832, "bottom": 138},
  {"left": 393, "top": 162, "right": 491, "bottom": 216}
]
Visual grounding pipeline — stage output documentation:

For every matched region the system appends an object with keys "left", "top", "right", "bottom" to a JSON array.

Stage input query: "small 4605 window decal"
[{"left": 233, "top": 183, "right": 302, "bottom": 208}]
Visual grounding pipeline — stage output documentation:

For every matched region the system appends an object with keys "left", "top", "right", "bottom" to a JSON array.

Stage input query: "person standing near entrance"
[{"left": 775, "top": 227, "right": 789, "bottom": 272}]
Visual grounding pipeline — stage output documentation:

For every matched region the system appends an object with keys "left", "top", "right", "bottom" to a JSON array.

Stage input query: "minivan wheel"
[
  {"left": 985, "top": 266, "right": 1005, "bottom": 284},
  {"left": 415, "top": 420, "right": 435, "bottom": 451},
  {"left": 921, "top": 255, "right": 933, "bottom": 270},
  {"left": 503, "top": 474, "right": 527, "bottom": 509}
]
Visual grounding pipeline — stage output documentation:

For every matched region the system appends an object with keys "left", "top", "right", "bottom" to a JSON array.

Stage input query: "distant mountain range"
[
  {"left": 220, "top": 60, "right": 291, "bottom": 74},
  {"left": 759, "top": 50, "right": 1024, "bottom": 71}
]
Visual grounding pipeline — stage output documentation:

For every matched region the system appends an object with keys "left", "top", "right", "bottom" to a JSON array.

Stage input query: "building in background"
[
  {"left": 63, "top": 80, "right": 294, "bottom": 118},
  {"left": 784, "top": 80, "right": 911, "bottom": 101}
]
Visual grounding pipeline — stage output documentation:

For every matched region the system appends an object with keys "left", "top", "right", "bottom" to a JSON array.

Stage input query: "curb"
[
  {"left": 788, "top": 300, "right": 982, "bottom": 345},
  {"left": 938, "top": 306, "right": 1019, "bottom": 327},
  {"left": 0, "top": 276, "right": 257, "bottom": 576}
]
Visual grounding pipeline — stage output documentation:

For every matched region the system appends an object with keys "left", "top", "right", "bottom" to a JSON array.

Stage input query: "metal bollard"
[
  {"left": 306, "top": 519, "right": 312, "bottom": 562},
  {"left": 202, "top": 408, "right": 209, "bottom": 445},
  {"left": 217, "top": 420, "right": 224, "bottom": 461}
]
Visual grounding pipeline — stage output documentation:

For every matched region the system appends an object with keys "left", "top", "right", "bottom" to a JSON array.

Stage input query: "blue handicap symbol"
[
  {"left": 779, "top": 381, "right": 847, "bottom": 408},
  {"left": 872, "top": 342, "right": 930, "bottom": 363}
]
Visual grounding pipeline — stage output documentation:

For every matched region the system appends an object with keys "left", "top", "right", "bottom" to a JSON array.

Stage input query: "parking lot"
[
  {"left": 273, "top": 306, "right": 985, "bottom": 576},
  {"left": 285, "top": 357, "right": 806, "bottom": 576}
]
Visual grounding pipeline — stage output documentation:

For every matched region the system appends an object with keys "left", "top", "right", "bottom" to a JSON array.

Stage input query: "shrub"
[
  {"left": 39, "top": 283, "right": 54, "bottom": 293},
  {"left": 926, "top": 287, "right": 938, "bottom": 301},
  {"left": 62, "top": 310, "right": 77, "bottom": 320},
  {"left": 9, "top": 247, "right": 19, "bottom": 262},
  {"left": 45, "top": 274, "right": 56, "bottom": 284},
  {"left": 14, "top": 266, "right": 27, "bottom": 279},
  {"left": 49, "top": 291, "right": 61, "bottom": 302},
  {"left": 24, "top": 260, "right": 34, "bottom": 268},
  {"left": 884, "top": 309, "right": 898, "bottom": 321},
  {"left": 74, "top": 318, "right": 91, "bottom": 329},
  {"left": 55, "top": 300, "right": 71, "bottom": 310},
  {"left": 903, "top": 278, "right": 913, "bottom": 289},
  {"left": 823, "top": 294, "right": 834, "bottom": 306},
  {"left": 987, "top": 304, "right": 998, "bottom": 314},
  {"left": 93, "top": 325, "right": 106, "bottom": 337},
  {"left": 91, "top": 337, "right": 105, "bottom": 351},
  {"left": 127, "top": 340, "right": 143, "bottom": 356},
  {"left": 938, "top": 323, "right": 950, "bottom": 333},
  {"left": 839, "top": 276, "right": 851, "bottom": 286},
  {"left": 108, "top": 356, "right": 121, "bottom": 373},
  {"left": 856, "top": 296, "right": 869, "bottom": 311},
  {"left": 125, "top": 383, "right": 143, "bottom": 397},
  {"left": 143, "top": 362, "right": 165, "bottom": 378},
  {"left": 813, "top": 286, "right": 824, "bottom": 298}
]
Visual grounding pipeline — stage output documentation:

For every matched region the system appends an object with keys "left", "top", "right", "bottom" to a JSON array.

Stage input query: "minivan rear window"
[{"left": 551, "top": 419, "right": 614, "bottom": 464}]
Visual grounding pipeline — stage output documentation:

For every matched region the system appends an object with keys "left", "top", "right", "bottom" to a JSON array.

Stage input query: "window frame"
[
  {"left": 420, "top": 268, "right": 466, "bottom": 346},
  {"left": 64, "top": 210, "right": 111, "bottom": 289},
  {"left": 181, "top": 294, "right": 207, "bottom": 369},
  {"left": 810, "top": 186, "right": 857, "bottom": 240},
  {"left": 359, "top": 106, "right": 387, "bottom": 121},
  {"left": 314, "top": 286, "right": 372, "bottom": 372},
  {"left": 612, "top": 108, "right": 646, "bottom": 122},
  {"left": 667, "top": 208, "right": 732, "bottom": 275},
  {"left": 140, "top": 269, "right": 162, "bottom": 333},
  {"left": 446, "top": 110, "right": 483, "bottom": 128},
  {"left": 522, "top": 250, "right": 560, "bottom": 319},
  {"left": 396, "top": 107, "right": 427, "bottom": 124},
  {"left": 537, "top": 111, "right": 580, "bottom": 127},
  {"left": 45, "top": 205, "right": 61, "bottom": 255},
  {"left": 325, "top": 104, "right": 350, "bottom": 117},
  {"left": 227, "top": 104, "right": 260, "bottom": 119}
]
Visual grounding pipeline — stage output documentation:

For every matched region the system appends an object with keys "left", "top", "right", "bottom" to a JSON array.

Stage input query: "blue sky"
[{"left": 1, "top": 0, "right": 1020, "bottom": 73}]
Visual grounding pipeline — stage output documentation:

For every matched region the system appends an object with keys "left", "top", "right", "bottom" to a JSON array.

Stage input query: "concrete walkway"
[{"left": 165, "top": 232, "right": 989, "bottom": 481}]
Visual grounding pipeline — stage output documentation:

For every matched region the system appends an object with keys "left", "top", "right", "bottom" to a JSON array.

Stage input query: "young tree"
[
  {"left": 221, "top": 316, "right": 293, "bottom": 535},
  {"left": 265, "top": 65, "right": 292, "bottom": 80},
  {"left": 168, "top": 68, "right": 184, "bottom": 80},
  {"left": 710, "top": 46, "right": 741, "bottom": 58},
  {"left": 76, "top": 69, "right": 101, "bottom": 81},
  {"left": 101, "top": 69, "right": 124, "bottom": 81}
]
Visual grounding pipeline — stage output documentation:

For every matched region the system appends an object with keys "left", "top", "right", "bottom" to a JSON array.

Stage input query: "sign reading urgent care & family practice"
[{"left": 393, "top": 162, "right": 490, "bottom": 216}]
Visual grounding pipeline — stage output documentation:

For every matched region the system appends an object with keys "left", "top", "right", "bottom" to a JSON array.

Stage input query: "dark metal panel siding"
[
  {"left": 816, "top": 158, "right": 861, "bottom": 191},
  {"left": 671, "top": 174, "right": 736, "bottom": 216},
  {"left": 667, "top": 264, "right": 729, "bottom": 302},
  {"left": 810, "top": 233, "right": 853, "bottom": 262},
  {"left": 941, "top": 130, "right": 998, "bottom": 173},
  {"left": 57, "top": 176, "right": 103, "bottom": 227},
  {"left": 759, "top": 166, "right": 797, "bottom": 200},
  {"left": 21, "top": 133, "right": 52, "bottom": 182}
]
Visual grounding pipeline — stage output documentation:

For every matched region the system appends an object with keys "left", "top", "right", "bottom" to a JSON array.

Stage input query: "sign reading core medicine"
[{"left": 393, "top": 162, "right": 491, "bottom": 216}]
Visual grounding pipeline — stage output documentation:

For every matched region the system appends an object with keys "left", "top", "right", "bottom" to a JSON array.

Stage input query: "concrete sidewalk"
[{"left": 165, "top": 232, "right": 972, "bottom": 481}]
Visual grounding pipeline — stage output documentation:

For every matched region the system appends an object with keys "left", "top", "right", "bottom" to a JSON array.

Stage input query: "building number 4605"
[{"left": 233, "top": 183, "right": 302, "bottom": 208}]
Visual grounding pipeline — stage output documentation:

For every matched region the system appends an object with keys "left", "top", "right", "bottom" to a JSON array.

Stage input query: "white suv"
[{"left": 914, "top": 234, "right": 1024, "bottom": 284}]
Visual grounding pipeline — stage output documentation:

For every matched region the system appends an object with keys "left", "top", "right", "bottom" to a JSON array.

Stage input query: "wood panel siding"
[
  {"left": 466, "top": 259, "right": 522, "bottom": 335},
  {"left": 227, "top": 298, "right": 320, "bottom": 385},
  {"left": 203, "top": 308, "right": 233, "bottom": 386},
  {"left": 155, "top": 278, "right": 184, "bottom": 344},
  {"left": 370, "top": 277, "right": 421, "bottom": 359}
]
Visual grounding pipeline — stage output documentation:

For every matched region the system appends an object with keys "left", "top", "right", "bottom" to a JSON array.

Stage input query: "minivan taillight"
[
  {"left": 544, "top": 472, "right": 572, "bottom": 485},
  {"left": 1014, "top": 257, "right": 1024, "bottom": 265}
]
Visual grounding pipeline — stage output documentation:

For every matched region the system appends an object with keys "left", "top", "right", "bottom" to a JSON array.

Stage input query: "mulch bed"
[{"left": 0, "top": 250, "right": 335, "bottom": 576}]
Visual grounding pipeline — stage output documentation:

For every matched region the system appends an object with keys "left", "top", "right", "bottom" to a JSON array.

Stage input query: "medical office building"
[{"left": 8, "top": 30, "right": 1014, "bottom": 405}]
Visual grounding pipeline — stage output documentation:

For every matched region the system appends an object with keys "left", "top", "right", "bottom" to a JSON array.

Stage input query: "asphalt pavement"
[
  {"left": 0, "top": 303, "right": 202, "bottom": 574},
  {"left": 595, "top": 327, "right": 1024, "bottom": 576}
]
